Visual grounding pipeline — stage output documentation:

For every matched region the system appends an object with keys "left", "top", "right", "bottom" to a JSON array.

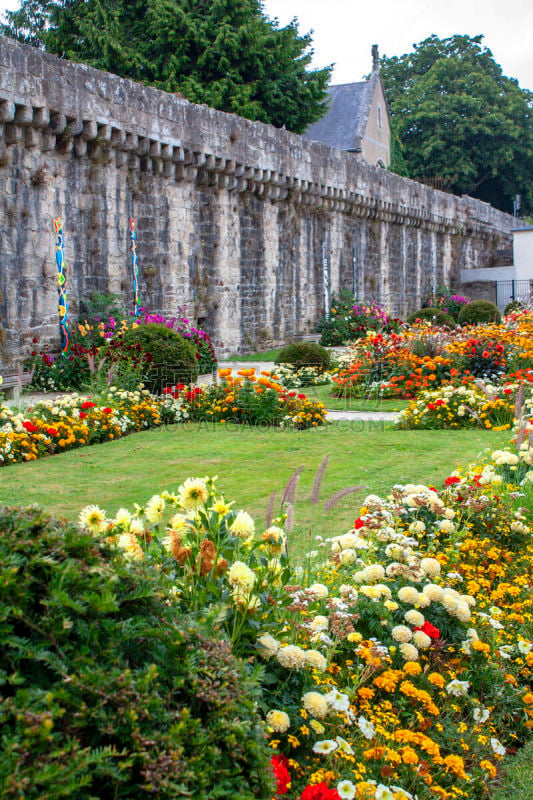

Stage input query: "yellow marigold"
[
  {"left": 472, "top": 640, "right": 491, "bottom": 655},
  {"left": 523, "top": 692, "right": 533, "bottom": 704},
  {"left": 403, "top": 661, "right": 422, "bottom": 676},
  {"left": 401, "top": 746, "right": 419, "bottom": 765},
  {"left": 480, "top": 760, "right": 497, "bottom": 778},
  {"left": 443, "top": 753, "right": 468, "bottom": 779},
  {"left": 357, "top": 687, "right": 375, "bottom": 701},
  {"left": 428, "top": 672, "right": 446, "bottom": 688}
]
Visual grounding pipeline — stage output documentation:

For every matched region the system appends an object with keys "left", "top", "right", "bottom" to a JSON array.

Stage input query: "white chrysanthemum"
[
  {"left": 340, "top": 548, "right": 357, "bottom": 566},
  {"left": 473, "top": 706, "right": 490, "bottom": 723},
  {"left": 310, "top": 615, "right": 329, "bottom": 632},
  {"left": 443, "top": 508, "right": 455, "bottom": 519},
  {"left": 277, "top": 644, "right": 307, "bottom": 669},
  {"left": 168, "top": 513, "right": 191, "bottom": 532},
  {"left": 129, "top": 517, "right": 145, "bottom": 536},
  {"left": 420, "top": 557, "right": 441, "bottom": 577},
  {"left": 312, "top": 739, "right": 338, "bottom": 755},
  {"left": 399, "top": 642, "right": 419, "bottom": 661},
  {"left": 384, "top": 600, "right": 399, "bottom": 612},
  {"left": 491, "top": 737, "right": 506, "bottom": 756},
  {"left": 337, "top": 780, "right": 356, "bottom": 800},
  {"left": 460, "top": 594, "right": 476, "bottom": 608},
  {"left": 404, "top": 609, "right": 425, "bottom": 626},
  {"left": 178, "top": 477, "right": 209, "bottom": 509},
  {"left": 228, "top": 561, "right": 255, "bottom": 590},
  {"left": 230, "top": 510, "right": 255, "bottom": 540},
  {"left": 117, "top": 532, "right": 143, "bottom": 561},
  {"left": 375, "top": 583, "right": 392, "bottom": 600},
  {"left": 453, "top": 602, "right": 471, "bottom": 622},
  {"left": 308, "top": 583, "right": 328, "bottom": 599},
  {"left": 113, "top": 507, "right": 132, "bottom": 527},
  {"left": 357, "top": 716, "right": 375, "bottom": 740},
  {"left": 436, "top": 519, "right": 455, "bottom": 534},
  {"left": 415, "top": 593, "right": 431, "bottom": 608},
  {"left": 423, "top": 583, "right": 443, "bottom": 602},
  {"left": 305, "top": 649, "right": 328, "bottom": 671},
  {"left": 446, "top": 679, "right": 470, "bottom": 697},
  {"left": 408, "top": 520, "right": 426, "bottom": 534},
  {"left": 266, "top": 709, "right": 290, "bottom": 733},
  {"left": 412, "top": 630, "right": 432, "bottom": 649},
  {"left": 442, "top": 593, "right": 459, "bottom": 612},
  {"left": 365, "top": 564, "right": 386, "bottom": 583},
  {"left": 385, "top": 543, "right": 404, "bottom": 560},
  {"left": 78, "top": 504, "right": 107, "bottom": 534},
  {"left": 331, "top": 540, "right": 342, "bottom": 554},
  {"left": 257, "top": 633, "right": 280, "bottom": 659},
  {"left": 392, "top": 625, "right": 413, "bottom": 643},
  {"left": 302, "top": 691, "right": 329, "bottom": 719},
  {"left": 339, "top": 532, "right": 358, "bottom": 549},
  {"left": 145, "top": 494, "right": 165, "bottom": 524},
  {"left": 326, "top": 689, "right": 350, "bottom": 711},
  {"left": 398, "top": 586, "right": 420, "bottom": 605},
  {"left": 363, "top": 494, "right": 383, "bottom": 510}
]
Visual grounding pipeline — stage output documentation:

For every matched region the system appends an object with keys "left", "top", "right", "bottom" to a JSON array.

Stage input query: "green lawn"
[
  {"left": 227, "top": 349, "right": 281, "bottom": 361},
  {"left": 493, "top": 739, "right": 533, "bottom": 799},
  {"left": 304, "top": 383, "right": 410, "bottom": 411},
  {"left": 0, "top": 423, "right": 507, "bottom": 556}
]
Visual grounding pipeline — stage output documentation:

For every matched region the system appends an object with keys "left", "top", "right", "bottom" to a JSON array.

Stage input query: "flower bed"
[
  {"left": 73, "top": 422, "right": 533, "bottom": 800},
  {"left": 330, "top": 312, "right": 533, "bottom": 428},
  {"left": 0, "top": 372, "right": 327, "bottom": 466}
]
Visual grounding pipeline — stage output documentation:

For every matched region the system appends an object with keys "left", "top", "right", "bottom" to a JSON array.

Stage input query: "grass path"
[{"left": 0, "top": 423, "right": 507, "bottom": 555}]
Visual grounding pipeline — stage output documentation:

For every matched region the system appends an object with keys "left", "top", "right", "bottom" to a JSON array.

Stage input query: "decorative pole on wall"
[
  {"left": 129, "top": 217, "right": 140, "bottom": 316},
  {"left": 322, "top": 240, "right": 330, "bottom": 319},
  {"left": 352, "top": 246, "right": 357, "bottom": 297},
  {"left": 53, "top": 217, "right": 70, "bottom": 354}
]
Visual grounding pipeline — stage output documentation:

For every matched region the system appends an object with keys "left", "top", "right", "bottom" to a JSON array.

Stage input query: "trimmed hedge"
[
  {"left": 121, "top": 323, "right": 199, "bottom": 391},
  {"left": 458, "top": 299, "right": 501, "bottom": 325},
  {"left": 275, "top": 341, "right": 331, "bottom": 370},
  {"left": 407, "top": 307, "right": 455, "bottom": 326},
  {"left": 0, "top": 506, "right": 273, "bottom": 800}
]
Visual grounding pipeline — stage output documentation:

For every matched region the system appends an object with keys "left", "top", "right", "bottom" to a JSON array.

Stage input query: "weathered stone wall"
[{"left": 0, "top": 37, "right": 514, "bottom": 366}]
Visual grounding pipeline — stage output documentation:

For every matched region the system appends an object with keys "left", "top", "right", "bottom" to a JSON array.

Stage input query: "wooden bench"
[{"left": 1, "top": 365, "right": 33, "bottom": 400}]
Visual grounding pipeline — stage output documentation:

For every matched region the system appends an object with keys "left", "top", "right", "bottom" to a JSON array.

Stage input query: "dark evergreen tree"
[{"left": 2, "top": 0, "right": 332, "bottom": 133}]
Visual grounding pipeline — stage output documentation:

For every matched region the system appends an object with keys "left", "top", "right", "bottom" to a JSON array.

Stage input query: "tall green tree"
[
  {"left": 2, "top": 0, "right": 332, "bottom": 133},
  {"left": 380, "top": 35, "right": 533, "bottom": 213}
]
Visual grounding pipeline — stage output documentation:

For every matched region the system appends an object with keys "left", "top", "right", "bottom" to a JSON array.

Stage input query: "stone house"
[{"left": 303, "top": 45, "right": 391, "bottom": 167}]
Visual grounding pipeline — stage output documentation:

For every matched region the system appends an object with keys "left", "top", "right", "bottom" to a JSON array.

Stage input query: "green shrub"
[
  {"left": 504, "top": 299, "right": 524, "bottom": 315},
  {"left": 121, "top": 323, "right": 199, "bottom": 391},
  {"left": 458, "top": 299, "right": 501, "bottom": 325},
  {"left": 275, "top": 341, "right": 331, "bottom": 370},
  {"left": 0, "top": 506, "right": 273, "bottom": 800},
  {"left": 407, "top": 307, "right": 455, "bottom": 326}
]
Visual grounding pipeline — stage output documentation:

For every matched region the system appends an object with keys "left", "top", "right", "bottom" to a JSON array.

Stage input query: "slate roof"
[{"left": 303, "top": 72, "right": 378, "bottom": 152}]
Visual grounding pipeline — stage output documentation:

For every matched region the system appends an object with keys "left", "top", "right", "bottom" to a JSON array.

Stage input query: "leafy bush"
[
  {"left": 504, "top": 299, "right": 525, "bottom": 315},
  {"left": 318, "top": 292, "right": 400, "bottom": 345},
  {"left": 121, "top": 323, "right": 199, "bottom": 391},
  {"left": 433, "top": 285, "right": 470, "bottom": 320},
  {"left": 458, "top": 299, "right": 501, "bottom": 325},
  {"left": 0, "top": 506, "right": 273, "bottom": 800},
  {"left": 407, "top": 307, "right": 455, "bottom": 326},
  {"left": 276, "top": 342, "right": 331, "bottom": 371}
]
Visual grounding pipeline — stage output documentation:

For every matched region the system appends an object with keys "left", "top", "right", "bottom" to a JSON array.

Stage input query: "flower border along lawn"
[{"left": 0, "top": 422, "right": 509, "bottom": 555}]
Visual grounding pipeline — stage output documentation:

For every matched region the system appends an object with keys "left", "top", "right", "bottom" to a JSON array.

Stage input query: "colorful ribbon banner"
[
  {"left": 53, "top": 217, "right": 70, "bottom": 353},
  {"left": 129, "top": 217, "right": 140, "bottom": 316}
]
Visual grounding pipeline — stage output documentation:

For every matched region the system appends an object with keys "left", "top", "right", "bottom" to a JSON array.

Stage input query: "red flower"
[
  {"left": 47, "top": 427, "right": 58, "bottom": 437},
  {"left": 102, "top": 407, "right": 112, "bottom": 414},
  {"left": 482, "top": 351, "right": 490, "bottom": 358},
  {"left": 79, "top": 412, "right": 87, "bottom": 420},
  {"left": 297, "top": 393, "right": 307, "bottom": 399},
  {"left": 444, "top": 475, "right": 460, "bottom": 485},
  {"left": 427, "top": 402, "right": 436, "bottom": 410},
  {"left": 354, "top": 517, "right": 365, "bottom": 529},
  {"left": 415, "top": 621, "right": 441, "bottom": 639},
  {"left": 271, "top": 755, "right": 291, "bottom": 796},
  {"left": 22, "top": 420, "right": 38, "bottom": 433},
  {"left": 81, "top": 401, "right": 96, "bottom": 410},
  {"left": 435, "top": 399, "right": 444, "bottom": 407},
  {"left": 301, "top": 783, "right": 341, "bottom": 800}
]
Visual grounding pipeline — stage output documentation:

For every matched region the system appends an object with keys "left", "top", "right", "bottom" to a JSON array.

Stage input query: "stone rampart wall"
[{"left": 0, "top": 37, "right": 514, "bottom": 365}]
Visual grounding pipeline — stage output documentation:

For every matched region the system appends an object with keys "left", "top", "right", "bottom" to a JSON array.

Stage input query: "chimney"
[{"left": 372, "top": 44, "right": 380, "bottom": 72}]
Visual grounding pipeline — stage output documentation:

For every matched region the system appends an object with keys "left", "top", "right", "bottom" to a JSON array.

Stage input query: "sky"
[{"left": 0, "top": 0, "right": 531, "bottom": 90}]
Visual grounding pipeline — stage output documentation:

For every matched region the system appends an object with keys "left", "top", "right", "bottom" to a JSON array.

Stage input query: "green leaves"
[
  {"left": 381, "top": 34, "right": 533, "bottom": 213},
  {"left": 3, "top": 0, "right": 332, "bottom": 132}
]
